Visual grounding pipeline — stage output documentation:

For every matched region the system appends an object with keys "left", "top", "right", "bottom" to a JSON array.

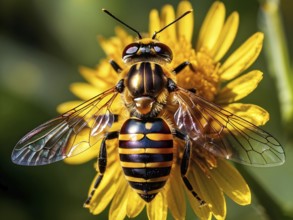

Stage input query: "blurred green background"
[{"left": 0, "top": 0, "right": 292, "bottom": 219}]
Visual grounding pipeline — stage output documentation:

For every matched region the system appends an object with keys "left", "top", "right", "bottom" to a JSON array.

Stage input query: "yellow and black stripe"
[
  {"left": 127, "top": 62, "right": 166, "bottom": 98},
  {"left": 119, "top": 117, "right": 173, "bottom": 202}
]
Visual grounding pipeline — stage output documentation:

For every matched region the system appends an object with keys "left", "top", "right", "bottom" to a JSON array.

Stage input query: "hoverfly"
[{"left": 12, "top": 9, "right": 285, "bottom": 206}]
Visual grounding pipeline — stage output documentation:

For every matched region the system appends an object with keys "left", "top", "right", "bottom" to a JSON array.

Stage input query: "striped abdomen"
[{"left": 119, "top": 118, "right": 173, "bottom": 202}]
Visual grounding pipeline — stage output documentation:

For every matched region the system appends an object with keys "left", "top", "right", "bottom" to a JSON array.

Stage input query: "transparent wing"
[
  {"left": 173, "top": 88, "right": 285, "bottom": 167},
  {"left": 11, "top": 87, "right": 119, "bottom": 166}
]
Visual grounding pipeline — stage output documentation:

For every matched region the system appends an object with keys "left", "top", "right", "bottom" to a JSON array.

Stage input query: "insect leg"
[
  {"left": 84, "top": 131, "right": 119, "bottom": 206},
  {"left": 171, "top": 62, "right": 197, "bottom": 93},
  {"left": 176, "top": 130, "right": 205, "bottom": 206},
  {"left": 172, "top": 61, "right": 196, "bottom": 75},
  {"left": 109, "top": 60, "right": 123, "bottom": 73}
]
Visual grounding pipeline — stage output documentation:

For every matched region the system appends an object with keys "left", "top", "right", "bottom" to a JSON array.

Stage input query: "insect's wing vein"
[
  {"left": 11, "top": 88, "right": 118, "bottom": 166},
  {"left": 173, "top": 88, "right": 285, "bottom": 167}
]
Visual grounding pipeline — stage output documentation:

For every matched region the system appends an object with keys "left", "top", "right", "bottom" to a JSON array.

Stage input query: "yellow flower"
[{"left": 57, "top": 1, "right": 272, "bottom": 220}]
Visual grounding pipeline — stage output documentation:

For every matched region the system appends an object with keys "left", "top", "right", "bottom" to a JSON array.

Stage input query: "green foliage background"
[{"left": 0, "top": 0, "right": 292, "bottom": 219}]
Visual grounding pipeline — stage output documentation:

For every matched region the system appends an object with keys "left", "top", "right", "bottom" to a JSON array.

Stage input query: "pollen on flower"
[{"left": 168, "top": 38, "right": 220, "bottom": 101}]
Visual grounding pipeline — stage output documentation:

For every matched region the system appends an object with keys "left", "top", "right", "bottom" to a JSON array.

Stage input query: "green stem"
[{"left": 258, "top": 0, "right": 293, "bottom": 136}]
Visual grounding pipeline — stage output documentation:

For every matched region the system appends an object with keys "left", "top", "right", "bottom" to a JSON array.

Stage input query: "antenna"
[
  {"left": 152, "top": 10, "right": 192, "bottom": 39},
  {"left": 102, "top": 9, "right": 142, "bottom": 39}
]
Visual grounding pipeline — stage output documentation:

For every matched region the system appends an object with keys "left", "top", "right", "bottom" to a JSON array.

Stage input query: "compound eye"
[
  {"left": 124, "top": 43, "right": 139, "bottom": 55},
  {"left": 153, "top": 43, "right": 173, "bottom": 62},
  {"left": 154, "top": 45, "right": 162, "bottom": 53}
]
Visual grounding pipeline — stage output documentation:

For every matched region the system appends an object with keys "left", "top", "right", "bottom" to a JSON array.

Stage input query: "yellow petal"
[
  {"left": 70, "top": 82, "right": 100, "bottom": 100},
  {"left": 197, "top": 2, "right": 225, "bottom": 52},
  {"left": 177, "top": 0, "right": 194, "bottom": 42},
  {"left": 56, "top": 100, "right": 82, "bottom": 114},
  {"left": 109, "top": 175, "right": 129, "bottom": 220},
  {"left": 149, "top": 9, "right": 160, "bottom": 37},
  {"left": 166, "top": 164, "right": 186, "bottom": 220},
  {"left": 115, "top": 26, "right": 133, "bottom": 46},
  {"left": 191, "top": 160, "right": 226, "bottom": 219},
  {"left": 220, "top": 32, "right": 264, "bottom": 81},
  {"left": 223, "top": 103, "right": 270, "bottom": 126},
  {"left": 146, "top": 192, "right": 167, "bottom": 220},
  {"left": 185, "top": 164, "right": 212, "bottom": 220},
  {"left": 62, "top": 126, "right": 92, "bottom": 156},
  {"left": 210, "top": 12, "right": 239, "bottom": 62},
  {"left": 186, "top": 193, "right": 212, "bottom": 220},
  {"left": 79, "top": 65, "right": 113, "bottom": 88},
  {"left": 159, "top": 5, "right": 176, "bottom": 42},
  {"left": 87, "top": 145, "right": 120, "bottom": 214},
  {"left": 64, "top": 140, "right": 100, "bottom": 164},
  {"left": 126, "top": 189, "right": 145, "bottom": 218},
  {"left": 210, "top": 159, "right": 251, "bottom": 205},
  {"left": 217, "top": 70, "right": 263, "bottom": 103},
  {"left": 98, "top": 36, "right": 122, "bottom": 56}
]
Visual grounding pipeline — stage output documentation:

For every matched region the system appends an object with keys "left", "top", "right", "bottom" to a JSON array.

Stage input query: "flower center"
[{"left": 170, "top": 38, "right": 220, "bottom": 101}]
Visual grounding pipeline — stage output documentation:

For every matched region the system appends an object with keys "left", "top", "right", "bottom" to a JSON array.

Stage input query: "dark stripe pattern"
[
  {"left": 119, "top": 153, "right": 173, "bottom": 163},
  {"left": 127, "top": 62, "right": 166, "bottom": 98},
  {"left": 119, "top": 118, "right": 173, "bottom": 202}
]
